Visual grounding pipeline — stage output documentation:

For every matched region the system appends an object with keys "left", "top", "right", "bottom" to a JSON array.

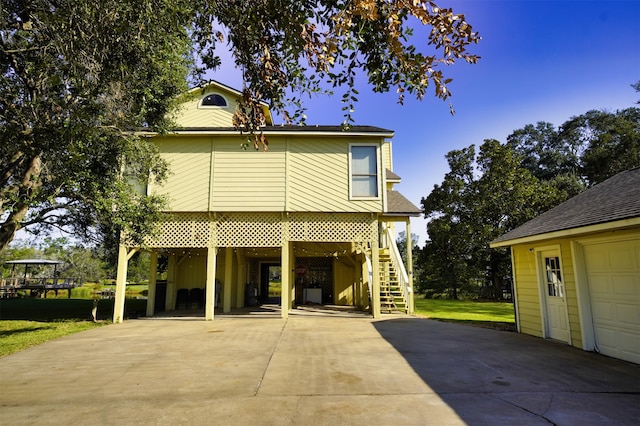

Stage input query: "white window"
[
  {"left": 350, "top": 145, "right": 379, "bottom": 198},
  {"left": 544, "top": 256, "right": 563, "bottom": 297}
]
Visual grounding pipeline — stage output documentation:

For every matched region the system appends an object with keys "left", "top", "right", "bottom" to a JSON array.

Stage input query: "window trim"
[
  {"left": 349, "top": 143, "right": 381, "bottom": 200},
  {"left": 198, "top": 92, "right": 229, "bottom": 109}
]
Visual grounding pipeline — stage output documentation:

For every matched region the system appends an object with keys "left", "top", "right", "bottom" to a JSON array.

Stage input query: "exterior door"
[{"left": 540, "top": 250, "right": 570, "bottom": 342}]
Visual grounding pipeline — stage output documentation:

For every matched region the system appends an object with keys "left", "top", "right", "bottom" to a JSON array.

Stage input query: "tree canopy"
[
  {"left": 421, "top": 105, "right": 640, "bottom": 299},
  {"left": 0, "top": 0, "right": 481, "bottom": 253}
]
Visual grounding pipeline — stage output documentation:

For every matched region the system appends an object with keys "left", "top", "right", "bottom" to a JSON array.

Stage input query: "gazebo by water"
[{"left": 1, "top": 259, "right": 82, "bottom": 299}]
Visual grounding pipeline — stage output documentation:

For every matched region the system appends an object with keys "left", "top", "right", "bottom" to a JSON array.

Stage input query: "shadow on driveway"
[{"left": 373, "top": 317, "right": 640, "bottom": 425}]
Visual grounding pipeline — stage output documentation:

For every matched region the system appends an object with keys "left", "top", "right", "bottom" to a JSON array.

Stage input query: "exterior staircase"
[{"left": 379, "top": 250, "right": 409, "bottom": 314}]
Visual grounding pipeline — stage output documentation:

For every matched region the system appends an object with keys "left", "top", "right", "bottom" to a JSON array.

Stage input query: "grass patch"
[
  {"left": 0, "top": 320, "right": 105, "bottom": 358},
  {"left": 0, "top": 298, "right": 148, "bottom": 357},
  {"left": 414, "top": 298, "right": 516, "bottom": 331}
]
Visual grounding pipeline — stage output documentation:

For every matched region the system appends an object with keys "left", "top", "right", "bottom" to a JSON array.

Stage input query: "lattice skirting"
[{"left": 145, "top": 212, "right": 378, "bottom": 248}]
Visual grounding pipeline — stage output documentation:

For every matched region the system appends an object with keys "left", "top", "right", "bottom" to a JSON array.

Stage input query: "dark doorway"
[
  {"left": 154, "top": 280, "right": 167, "bottom": 313},
  {"left": 260, "top": 263, "right": 282, "bottom": 303}
]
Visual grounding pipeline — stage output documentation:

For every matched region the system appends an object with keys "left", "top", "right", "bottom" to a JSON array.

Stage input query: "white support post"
[
  {"left": 205, "top": 247, "right": 217, "bottom": 320},
  {"left": 371, "top": 243, "right": 381, "bottom": 319},
  {"left": 146, "top": 251, "right": 158, "bottom": 317},
  {"left": 224, "top": 247, "right": 233, "bottom": 313},
  {"left": 113, "top": 244, "right": 131, "bottom": 323},
  {"left": 406, "top": 219, "right": 415, "bottom": 315},
  {"left": 236, "top": 249, "right": 246, "bottom": 308},
  {"left": 281, "top": 241, "right": 290, "bottom": 319}
]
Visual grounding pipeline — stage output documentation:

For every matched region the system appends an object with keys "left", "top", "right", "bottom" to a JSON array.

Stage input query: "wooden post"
[
  {"left": 406, "top": 219, "right": 415, "bottom": 315},
  {"left": 146, "top": 251, "right": 158, "bottom": 317},
  {"left": 113, "top": 244, "right": 129, "bottom": 323},
  {"left": 224, "top": 247, "right": 233, "bottom": 313},
  {"left": 205, "top": 247, "right": 217, "bottom": 320},
  {"left": 281, "top": 241, "right": 290, "bottom": 319},
  {"left": 371, "top": 242, "right": 381, "bottom": 319}
]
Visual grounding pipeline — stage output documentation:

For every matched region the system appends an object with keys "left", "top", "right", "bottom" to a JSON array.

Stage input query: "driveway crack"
[{"left": 253, "top": 318, "right": 288, "bottom": 396}]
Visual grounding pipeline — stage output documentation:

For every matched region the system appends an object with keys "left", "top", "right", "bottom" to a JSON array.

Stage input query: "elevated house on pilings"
[{"left": 112, "top": 81, "right": 421, "bottom": 323}]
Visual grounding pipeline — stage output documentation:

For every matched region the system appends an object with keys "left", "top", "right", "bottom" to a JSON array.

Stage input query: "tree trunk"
[
  {"left": 0, "top": 155, "right": 42, "bottom": 252},
  {"left": 0, "top": 202, "right": 29, "bottom": 251}
]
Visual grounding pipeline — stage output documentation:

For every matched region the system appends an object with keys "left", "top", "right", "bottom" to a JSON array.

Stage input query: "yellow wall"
[
  {"left": 151, "top": 134, "right": 386, "bottom": 213},
  {"left": 334, "top": 258, "right": 356, "bottom": 305},
  {"left": 174, "top": 89, "right": 239, "bottom": 128},
  {"left": 212, "top": 138, "right": 287, "bottom": 210},
  {"left": 151, "top": 136, "right": 212, "bottom": 211},
  {"left": 287, "top": 136, "right": 382, "bottom": 212},
  {"left": 512, "top": 238, "right": 586, "bottom": 347}
]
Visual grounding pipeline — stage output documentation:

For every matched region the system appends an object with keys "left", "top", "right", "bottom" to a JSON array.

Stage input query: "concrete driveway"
[{"left": 1, "top": 312, "right": 638, "bottom": 425}]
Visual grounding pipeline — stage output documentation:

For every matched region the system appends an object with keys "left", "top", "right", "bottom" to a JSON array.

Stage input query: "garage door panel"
[
  {"left": 590, "top": 300, "right": 616, "bottom": 322},
  {"left": 584, "top": 238, "right": 640, "bottom": 364},
  {"left": 618, "top": 303, "right": 639, "bottom": 327},
  {"left": 612, "top": 275, "right": 638, "bottom": 297},
  {"left": 619, "top": 330, "right": 640, "bottom": 355}
]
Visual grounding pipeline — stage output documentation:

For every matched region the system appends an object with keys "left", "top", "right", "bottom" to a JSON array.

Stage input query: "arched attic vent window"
[{"left": 200, "top": 93, "right": 228, "bottom": 108}]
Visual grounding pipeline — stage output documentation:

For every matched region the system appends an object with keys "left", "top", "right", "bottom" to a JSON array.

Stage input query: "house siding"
[
  {"left": 154, "top": 134, "right": 385, "bottom": 213},
  {"left": 212, "top": 138, "right": 287, "bottom": 211},
  {"left": 287, "top": 136, "right": 382, "bottom": 212},
  {"left": 174, "top": 91, "right": 239, "bottom": 128},
  {"left": 152, "top": 136, "right": 212, "bottom": 211}
]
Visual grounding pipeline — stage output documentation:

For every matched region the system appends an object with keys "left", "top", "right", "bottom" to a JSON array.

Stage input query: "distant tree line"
[
  {"left": 416, "top": 89, "right": 640, "bottom": 300},
  {"left": 0, "top": 237, "right": 150, "bottom": 284}
]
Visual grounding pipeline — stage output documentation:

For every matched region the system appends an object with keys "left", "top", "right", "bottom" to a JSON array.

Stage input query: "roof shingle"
[{"left": 491, "top": 167, "right": 640, "bottom": 245}]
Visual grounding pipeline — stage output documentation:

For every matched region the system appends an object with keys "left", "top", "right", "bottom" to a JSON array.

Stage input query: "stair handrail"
[{"left": 383, "top": 227, "right": 411, "bottom": 310}]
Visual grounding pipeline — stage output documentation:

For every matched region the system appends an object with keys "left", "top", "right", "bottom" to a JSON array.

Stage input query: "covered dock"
[{"left": 1, "top": 259, "right": 82, "bottom": 299}]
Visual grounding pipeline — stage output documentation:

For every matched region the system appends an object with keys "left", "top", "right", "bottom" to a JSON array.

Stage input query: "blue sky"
[{"left": 213, "top": 1, "right": 639, "bottom": 245}]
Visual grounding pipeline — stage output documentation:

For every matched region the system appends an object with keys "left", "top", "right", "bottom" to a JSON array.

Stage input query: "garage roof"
[{"left": 491, "top": 167, "right": 640, "bottom": 246}]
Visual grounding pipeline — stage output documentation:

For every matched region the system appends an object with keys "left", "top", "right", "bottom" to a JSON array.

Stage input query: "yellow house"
[
  {"left": 491, "top": 167, "right": 640, "bottom": 364},
  {"left": 112, "top": 81, "right": 421, "bottom": 322}
]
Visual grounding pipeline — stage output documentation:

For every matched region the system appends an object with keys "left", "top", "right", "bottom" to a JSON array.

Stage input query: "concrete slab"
[{"left": 0, "top": 315, "right": 638, "bottom": 425}]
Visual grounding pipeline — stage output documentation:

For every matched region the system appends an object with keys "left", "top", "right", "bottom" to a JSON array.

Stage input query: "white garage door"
[{"left": 583, "top": 238, "right": 640, "bottom": 364}]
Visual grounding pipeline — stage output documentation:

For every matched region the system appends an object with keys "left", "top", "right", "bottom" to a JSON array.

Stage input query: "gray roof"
[
  {"left": 173, "top": 125, "right": 393, "bottom": 134},
  {"left": 492, "top": 167, "right": 640, "bottom": 245},
  {"left": 386, "top": 191, "right": 422, "bottom": 216},
  {"left": 386, "top": 169, "right": 401, "bottom": 181}
]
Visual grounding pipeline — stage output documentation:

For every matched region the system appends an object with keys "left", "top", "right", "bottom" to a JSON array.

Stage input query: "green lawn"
[
  {"left": 0, "top": 298, "right": 148, "bottom": 357},
  {"left": 0, "top": 320, "right": 105, "bottom": 357},
  {"left": 414, "top": 298, "right": 515, "bottom": 330}
]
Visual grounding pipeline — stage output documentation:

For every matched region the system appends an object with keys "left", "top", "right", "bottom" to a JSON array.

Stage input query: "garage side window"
[
  {"left": 350, "top": 145, "right": 379, "bottom": 198},
  {"left": 544, "top": 256, "right": 563, "bottom": 297}
]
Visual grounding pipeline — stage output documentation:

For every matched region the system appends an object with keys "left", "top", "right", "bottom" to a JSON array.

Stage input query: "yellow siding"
[
  {"left": 174, "top": 89, "right": 239, "bottom": 128},
  {"left": 512, "top": 245, "right": 543, "bottom": 336},
  {"left": 382, "top": 141, "right": 392, "bottom": 172},
  {"left": 152, "top": 133, "right": 386, "bottom": 213},
  {"left": 212, "top": 138, "right": 286, "bottom": 210},
  {"left": 287, "top": 136, "right": 382, "bottom": 212},
  {"left": 151, "top": 136, "right": 211, "bottom": 211},
  {"left": 175, "top": 254, "right": 207, "bottom": 289},
  {"left": 512, "top": 239, "right": 583, "bottom": 347},
  {"left": 334, "top": 259, "right": 356, "bottom": 305}
]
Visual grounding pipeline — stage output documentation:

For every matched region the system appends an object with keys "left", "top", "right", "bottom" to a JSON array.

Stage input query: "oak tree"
[{"left": 1, "top": 0, "right": 481, "bottom": 252}]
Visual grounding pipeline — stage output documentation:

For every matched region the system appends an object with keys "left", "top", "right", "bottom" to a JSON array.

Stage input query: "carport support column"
[
  {"left": 205, "top": 247, "right": 218, "bottom": 320},
  {"left": 224, "top": 247, "right": 233, "bottom": 313},
  {"left": 113, "top": 244, "right": 137, "bottom": 323},
  {"left": 281, "top": 241, "right": 290, "bottom": 319},
  {"left": 406, "top": 219, "right": 414, "bottom": 315},
  {"left": 146, "top": 251, "right": 158, "bottom": 317},
  {"left": 371, "top": 243, "right": 381, "bottom": 319}
]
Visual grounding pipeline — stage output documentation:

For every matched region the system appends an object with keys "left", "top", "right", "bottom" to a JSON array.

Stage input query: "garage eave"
[{"left": 489, "top": 217, "right": 640, "bottom": 248}]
